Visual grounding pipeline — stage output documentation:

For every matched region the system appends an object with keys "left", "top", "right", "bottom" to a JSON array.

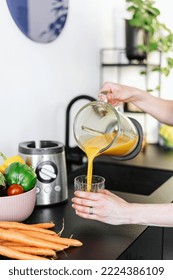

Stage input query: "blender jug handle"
[
  {"left": 111, "top": 118, "right": 143, "bottom": 161},
  {"left": 65, "top": 95, "right": 96, "bottom": 165}
]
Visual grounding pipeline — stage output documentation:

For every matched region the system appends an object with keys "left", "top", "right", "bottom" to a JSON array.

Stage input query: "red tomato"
[{"left": 7, "top": 184, "right": 24, "bottom": 196}]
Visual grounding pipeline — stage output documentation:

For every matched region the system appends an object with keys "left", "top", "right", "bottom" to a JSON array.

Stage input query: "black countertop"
[
  {"left": 24, "top": 144, "right": 173, "bottom": 260},
  {"left": 27, "top": 189, "right": 146, "bottom": 260}
]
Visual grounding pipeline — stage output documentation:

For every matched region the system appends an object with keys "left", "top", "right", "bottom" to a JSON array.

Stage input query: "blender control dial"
[{"left": 35, "top": 161, "right": 58, "bottom": 183}]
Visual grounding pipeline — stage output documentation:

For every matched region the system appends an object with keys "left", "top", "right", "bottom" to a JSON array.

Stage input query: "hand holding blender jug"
[{"left": 73, "top": 98, "right": 143, "bottom": 191}]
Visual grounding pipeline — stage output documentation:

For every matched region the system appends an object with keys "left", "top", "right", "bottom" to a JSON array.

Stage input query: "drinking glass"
[{"left": 74, "top": 175, "right": 105, "bottom": 192}]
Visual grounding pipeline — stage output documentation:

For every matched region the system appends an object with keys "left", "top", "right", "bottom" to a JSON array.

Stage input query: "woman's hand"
[
  {"left": 99, "top": 81, "right": 146, "bottom": 108},
  {"left": 99, "top": 81, "right": 173, "bottom": 126},
  {"left": 72, "top": 189, "right": 173, "bottom": 227},
  {"left": 71, "top": 189, "right": 132, "bottom": 225}
]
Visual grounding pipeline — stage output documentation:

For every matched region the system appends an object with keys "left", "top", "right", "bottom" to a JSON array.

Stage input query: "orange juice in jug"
[{"left": 83, "top": 132, "right": 138, "bottom": 191}]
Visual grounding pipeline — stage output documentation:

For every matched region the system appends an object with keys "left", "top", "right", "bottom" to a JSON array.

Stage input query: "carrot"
[
  {"left": 0, "top": 221, "right": 56, "bottom": 235},
  {"left": 0, "top": 245, "right": 48, "bottom": 260},
  {"left": 0, "top": 228, "right": 68, "bottom": 251},
  {"left": 1, "top": 240, "right": 65, "bottom": 251},
  {"left": 17, "top": 229, "right": 83, "bottom": 247},
  {"left": 6, "top": 246, "right": 56, "bottom": 256},
  {"left": 0, "top": 241, "right": 23, "bottom": 246},
  {"left": 8, "top": 229, "right": 69, "bottom": 250},
  {"left": 0, "top": 221, "right": 83, "bottom": 260},
  {"left": 31, "top": 222, "right": 55, "bottom": 229}
]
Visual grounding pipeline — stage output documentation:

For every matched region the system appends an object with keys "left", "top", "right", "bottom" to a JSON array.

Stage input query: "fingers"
[
  {"left": 99, "top": 81, "right": 113, "bottom": 93},
  {"left": 71, "top": 192, "right": 95, "bottom": 215},
  {"left": 72, "top": 198, "right": 98, "bottom": 221},
  {"left": 99, "top": 189, "right": 114, "bottom": 196},
  {"left": 72, "top": 191, "right": 103, "bottom": 220},
  {"left": 72, "top": 190, "right": 115, "bottom": 207},
  {"left": 72, "top": 202, "right": 97, "bottom": 216},
  {"left": 71, "top": 196, "right": 95, "bottom": 208},
  {"left": 75, "top": 210, "right": 97, "bottom": 220},
  {"left": 107, "top": 94, "right": 120, "bottom": 106},
  {"left": 71, "top": 189, "right": 119, "bottom": 223},
  {"left": 72, "top": 203, "right": 93, "bottom": 214},
  {"left": 99, "top": 82, "right": 121, "bottom": 106},
  {"left": 74, "top": 191, "right": 101, "bottom": 201}
]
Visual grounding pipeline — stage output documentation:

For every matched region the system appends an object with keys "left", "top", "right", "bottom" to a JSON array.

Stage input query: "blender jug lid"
[{"left": 18, "top": 140, "right": 65, "bottom": 155}]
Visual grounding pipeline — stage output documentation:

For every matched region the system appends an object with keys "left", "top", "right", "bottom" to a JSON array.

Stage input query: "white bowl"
[{"left": 0, "top": 187, "right": 36, "bottom": 222}]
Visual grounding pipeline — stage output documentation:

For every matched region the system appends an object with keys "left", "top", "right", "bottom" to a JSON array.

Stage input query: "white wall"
[{"left": 0, "top": 0, "right": 173, "bottom": 158}]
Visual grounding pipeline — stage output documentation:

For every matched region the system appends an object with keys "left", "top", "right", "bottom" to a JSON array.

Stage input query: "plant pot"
[{"left": 125, "top": 20, "right": 149, "bottom": 63}]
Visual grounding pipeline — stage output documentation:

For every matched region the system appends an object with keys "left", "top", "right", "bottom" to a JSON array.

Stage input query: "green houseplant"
[{"left": 125, "top": 0, "right": 173, "bottom": 84}]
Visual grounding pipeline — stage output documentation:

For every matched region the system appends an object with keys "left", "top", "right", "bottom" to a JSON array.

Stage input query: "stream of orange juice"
[{"left": 83, "top": 133, "right": 138, "bottom": 191}]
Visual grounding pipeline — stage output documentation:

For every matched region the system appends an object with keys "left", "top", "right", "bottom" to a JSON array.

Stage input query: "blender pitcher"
[{"left": 73, "top": 101, "right": 143, "bottom": 160}]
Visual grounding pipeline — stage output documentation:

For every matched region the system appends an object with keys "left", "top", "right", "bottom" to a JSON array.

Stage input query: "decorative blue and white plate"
[{"left": 6, "top": 0, "right": 68, "bottom": 43}]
